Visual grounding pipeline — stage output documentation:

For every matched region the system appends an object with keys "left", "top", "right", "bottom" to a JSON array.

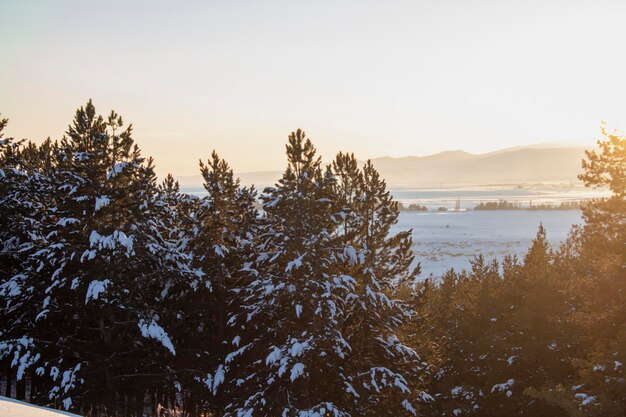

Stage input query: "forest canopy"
[{"left": 0, "top": 102, "right": 624, "bottom": 417}]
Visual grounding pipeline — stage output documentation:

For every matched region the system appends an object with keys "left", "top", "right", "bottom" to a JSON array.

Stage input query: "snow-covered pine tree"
[
  {"left": 0, "top": 102, "right": 196, "bottom": 416},
  {"left": 0, "top": 118, "right": 60, "bottom": 400},
  {"left": 166, "top": 152, "right": 258, "bottom": 415},
  {"left": 0, "top": 117, "right": 34, "bottom": 400},
  {"left": 140, "top": 175, "right": 205, "bottom": 415},
  {"left": 331, "top": 154, "right": 427, "bottom": 415},
  {"left": 222, "top": 129, "right": 354, "bottom": 416},
  {"left": 0, "top": 115, "right": 27, "bottom": 301}
]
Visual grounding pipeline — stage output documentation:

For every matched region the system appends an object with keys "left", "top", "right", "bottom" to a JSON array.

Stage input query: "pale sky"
[{"left": 1, "top": 0, "right": 625, "bottom": 177}]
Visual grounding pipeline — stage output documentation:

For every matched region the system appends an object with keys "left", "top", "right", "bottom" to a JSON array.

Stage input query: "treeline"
[
  {"left": 0, "top": 102, "right": 624, "bottom": 417},
  {"left": 474, "top": 200, "right": 586, "bottom": 211},
  {"left": 399, "top": 200, "right": 585, "bottom": 212},
  {"left": 399, "top": 203, "right": 428, "bottom": 212}
]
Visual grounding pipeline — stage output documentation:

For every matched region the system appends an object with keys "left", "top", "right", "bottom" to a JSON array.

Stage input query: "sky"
[{"left": 1, "top": 0, "right": 625, "bottom": 177}]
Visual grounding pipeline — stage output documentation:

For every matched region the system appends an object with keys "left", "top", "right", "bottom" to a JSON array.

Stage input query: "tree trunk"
[
  {"left": 135, "top": 390, "right": 144, "bottom": 417},
  {"left": 15, "top": 376, "right": 25, "bottom": 400},
  {"left": 4, "top": 361, "right": 12, "bottom": 397}
]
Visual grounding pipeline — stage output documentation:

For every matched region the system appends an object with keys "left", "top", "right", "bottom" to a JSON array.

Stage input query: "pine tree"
[
  {"left": 331, "top": 154, "right": 427, "bottom": 415},
  {"left": 222, "top": 130, "right": 353, "bottom": 416},
  {"left": 538, "top": 127, "right": 626, "bottom": 416},
  {"left": 0, "top": 102, "right": 196, "bottom": 415},
  {"left": 171, "top": 152, "right": 258, "bottom": 415},
  {"left": 0, "top": 117, "right": 59, "bottom": 401}
]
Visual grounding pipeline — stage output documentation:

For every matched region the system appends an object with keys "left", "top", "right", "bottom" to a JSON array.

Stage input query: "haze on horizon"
[{"left": 1, "top": 0, "right": 626, "bottom": 177}]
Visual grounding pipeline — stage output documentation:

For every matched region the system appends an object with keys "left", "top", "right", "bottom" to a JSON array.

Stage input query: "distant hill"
[
  {"left": 367, "top": 146, "right": 588, "bottom": 187},
  {"left": 177, "top": 144, "right": 590, "bottom": 190}
]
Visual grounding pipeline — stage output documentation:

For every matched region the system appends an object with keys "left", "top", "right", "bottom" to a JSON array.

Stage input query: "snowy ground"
[
  {"left": 0, "top": 396, "right": 81, "bottom": 417},
  {"left": 393, "top": 210, "right": 583, "bottom": 278}
]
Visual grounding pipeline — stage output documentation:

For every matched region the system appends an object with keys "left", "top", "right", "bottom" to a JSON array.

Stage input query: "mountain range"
[{"left": 177, "top": 144, "right": 590, "bottom": 190}]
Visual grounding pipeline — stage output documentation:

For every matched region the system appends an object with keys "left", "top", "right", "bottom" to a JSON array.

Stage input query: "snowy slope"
[{"left": 0, "top": 396, "right": 81, "bottom": 417}]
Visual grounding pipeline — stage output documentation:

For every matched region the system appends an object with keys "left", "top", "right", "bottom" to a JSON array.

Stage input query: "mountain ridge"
[{"left": 176, "top": 143, "right": 590, "bottom": 189}]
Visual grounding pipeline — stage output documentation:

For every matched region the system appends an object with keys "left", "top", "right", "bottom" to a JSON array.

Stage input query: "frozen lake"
[{"left": 392, "top": 210, "right": 584, "bottom": 278}]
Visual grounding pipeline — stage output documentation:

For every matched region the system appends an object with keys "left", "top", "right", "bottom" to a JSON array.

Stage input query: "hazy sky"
[{"left": 1, "top": 0, "right": 625, "bottom": 177}]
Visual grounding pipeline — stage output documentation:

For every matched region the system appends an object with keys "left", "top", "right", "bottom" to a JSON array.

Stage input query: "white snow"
[
  {"left": 418, "top": 391, "right": 435, "bottom": 402},
  {"left": 290, "top": 363, "right": 305, "bottom": 381},
  {"left": 225, "top": 345, "right": 249, "bottom": 364},
  {"left": 62, "top": 398, "right": 72, "bottom": 410},
  {"left": 106, "top": 162, "right": 129, "bottom": 179},
  {"left": 138, "top": 319, "right": 176, "bottom": 355},
  {"left": 89, "top": 230, "right": 134, "bottom": 254},
  {"left": 0, "top": 396, "right": 82, "bottom": 416},
  {"left": 265, "top": 347, "right": 282, "bottom": 365},
  {"left": 285, "top": 255, "right": 304, "bottom": 272},
  {"left": 575, "top": 393, "right": 596, "bottom": 406},
  {"left": 344, "top": 247, "right": 358, "bottom": 264},
  {"left": 213, "top": 244, "right": 227, "bottom": 257},
  {"left": 70, "top": 278, "right": 80, "bottom": 290},
  {"left": 56, "top": 218, "right": 79, "bottom": 227},
  {"left": 94, "top": 196, "right": 110, "bottom": 211},
  {"left": 491, "top": 378, "right": 515, "bottom": 394},
  {"left": 345, "top": 382, "right": 359, "bottom": 398},
  {"left": 85, "top": 279, "right": 110, "bottom": 304},
  {"left": 211, "top": 365, "right": 225, "bottom": 394},
  {"left": 290, "top": 340, "right": 307, "bottom": 357},
  {"left": 80, "top": 250, "right": 96, "bottom": 262},
  {"left": 402, "top": 399, "right": 416, "bottom": 415}
]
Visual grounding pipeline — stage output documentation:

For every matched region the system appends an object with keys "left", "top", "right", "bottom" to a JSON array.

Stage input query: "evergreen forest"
[{"left": 1, "top": 101, "right": 624, "bottom": 417}]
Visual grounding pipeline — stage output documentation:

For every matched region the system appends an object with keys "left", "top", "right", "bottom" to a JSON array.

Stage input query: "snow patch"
[
  {"left": 491, "top": 378, "right": 514, "bottom": 394},
  {"left": 266, "top": 347, "right": 282, "bottom": 365},
  {"left": 89, "top": 230, "right": 134, "bottom": 254},
  {"left": 290, "top": 363, "right": 305, "bottom": 381},
  {"left": 575, "top": 393, "right": 596, "bottom": 406},
  {"left": 56, "top": 218, "right": 80, "bottom": 227},
  {"left": 106, "top": 162, "right": 129, "bottom": 179},
  {"left": 402, "top": 399, "right": 416, "bottom": 415},
  {"left": 138, "top": 319, "right": 176, "bottom": 355},
  {"left": 85, "top": 279, "right": 110, "bottom": 304},
  {"left": 95, "top": 196, "right": 110, "bottom": 211}
]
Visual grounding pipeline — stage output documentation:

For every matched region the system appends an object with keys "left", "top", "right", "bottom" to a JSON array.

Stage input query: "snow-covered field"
[
  {"left": 393, "top": 210, "right": 583, "bottom": 278},
  {"left": 0, "top": 396, "right": 81, "bottom": 417}
]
